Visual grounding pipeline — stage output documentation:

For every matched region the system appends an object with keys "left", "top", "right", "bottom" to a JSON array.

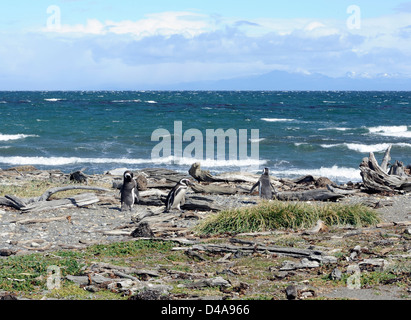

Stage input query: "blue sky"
[{"left": 1, "top": 1, "right": 411, "bottom": 90}]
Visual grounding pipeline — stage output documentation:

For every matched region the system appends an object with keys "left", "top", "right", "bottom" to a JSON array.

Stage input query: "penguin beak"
[{"left": 125, "top": 173, "right": 132, "bottom": 180}]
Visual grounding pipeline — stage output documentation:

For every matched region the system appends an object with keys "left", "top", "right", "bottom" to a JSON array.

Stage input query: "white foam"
[
  {"left": 261, "top": 118, "right": 295, "bottom": 122},
  {"left": 145, "top": 100, "right": 158, "bottom": 104},
  {"left": 44, "top": 98, "right": 63, "bottom": 102},
  {"left": 249, "top": 138, "right": 265, "bottom": 143},
  {"left": 112, "top": 100, "right": 141, "bottom": 103},
  {"left": 0, "top": 156, "right": 266, "bottom": 168},
  {"left": 271, "top": 165, "right": 361, "bottom": 183},
  {"left": 0, "top": 134, "right": 38, "bottom": 141},
  {"left": 320, "top": 142, "right": 411, "bottom": 153},
  {"left": 368, "top": 125, "right": 411, "bottom": 138},
  {"left": 318, "top": 127, "right": 350, "bottom": 131},
  {"left": 345, "top": 143, "right": 393, "bottom": 153}
]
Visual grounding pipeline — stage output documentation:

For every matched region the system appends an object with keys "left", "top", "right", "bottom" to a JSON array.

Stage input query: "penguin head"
[
  {"left": 179, "top": 178, "right": 194, "bottom": 187},
  {"left": 123, "top": 171, "right": 134, "bottom": 182},
  {"left": 263, "top": 168, "right": 269, "bottom": 175}
]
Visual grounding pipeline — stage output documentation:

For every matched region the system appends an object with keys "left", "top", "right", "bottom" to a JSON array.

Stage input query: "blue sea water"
[{"left": 0, "top": 91, "right": 410, "bottom": 183}]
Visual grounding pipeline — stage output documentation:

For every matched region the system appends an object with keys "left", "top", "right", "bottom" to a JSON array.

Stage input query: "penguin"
[
  {"left": 120, "top": 170, "right": 140, "bottom": 211},
  {"left": 165, "top": 178, "right": 194, "bottom": 212},
  {"left": 250, "top": 167, "right": 276, "bottom": 200}
]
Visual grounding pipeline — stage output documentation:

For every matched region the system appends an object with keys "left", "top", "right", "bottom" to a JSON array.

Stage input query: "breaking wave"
[{"left": 0, "top": 134, "right": 38, "bottom": 142}]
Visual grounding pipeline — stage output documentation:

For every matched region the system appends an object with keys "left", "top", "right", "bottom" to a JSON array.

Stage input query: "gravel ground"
[
  {"left": 1, "top": 192, "right": 410, "bottom": 254},
  {"left": 1, "top": 172, "right": 410, "bottom": 301},
  {"left": 374, "top": 195, "right": 411, "bottom": 222}
]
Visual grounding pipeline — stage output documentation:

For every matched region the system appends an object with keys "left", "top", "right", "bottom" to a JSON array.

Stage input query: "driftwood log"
[
  {"left": 189, "top": 162, "right": 224, "bottom": 183},
  {"left": 190, "top": 183, "right": 238, "bottom": 195},
  {"left": 0, "top": 186, "right": 110, "bottom": 212},
  {"left": 359, "top": 145, "right": 411, "bottom": 192},
  {"left": 138, "top": 194, "right": 223, "bottom": 212},
  {"left": 188, "top": 163, "right": 262, "bottom": 183},
  {"left": 188, "top": 239, "right": 337, "bottom": 264},
  {"left": 275, "top": 189, "right": 345, "bottom": 202},
  {"left": 20, "top": 193, "right": 101, "bottom": 213}
]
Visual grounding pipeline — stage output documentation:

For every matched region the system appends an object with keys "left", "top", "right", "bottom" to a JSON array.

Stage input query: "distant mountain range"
[{"left": 168, "top": 70, "right": 411, "bottom": 91}]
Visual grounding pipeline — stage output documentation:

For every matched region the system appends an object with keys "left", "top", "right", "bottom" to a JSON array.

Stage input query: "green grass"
[
  {"left": 194, "top": 200, "right": 381, "bottom": 236},
  {"left": 0, "top": 240, "right": 180, "bottom": 298}
]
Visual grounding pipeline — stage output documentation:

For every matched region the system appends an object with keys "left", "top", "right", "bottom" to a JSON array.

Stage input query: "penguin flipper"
[
  {"left": 165, "top": 189, "right": 175, "bottom": 212},
  {"left": 250, "top": 181, "right": 260, "bottom": 194}
]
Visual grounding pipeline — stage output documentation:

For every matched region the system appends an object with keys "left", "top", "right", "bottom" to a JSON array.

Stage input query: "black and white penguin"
[
  {"left": 120, "top": 170, "right": 140, "bottom": 211},
  {"left": 250, "top": 167, "right": 275, "bottom": 200},
  {"left": 165, "top": 178, "right": 193, "bottom": 212}
]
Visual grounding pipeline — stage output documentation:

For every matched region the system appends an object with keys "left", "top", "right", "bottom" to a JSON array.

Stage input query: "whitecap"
[
  {"left": 0, "top": 156, "right": 267, "bottom": 168},
  {"left": 249, "top": 138, "right": 266, "bottom": 143},
  {"left": 320, "top": 142, "right": 411, "bottom": 153},
  {"left": 270, "top": 165, "right": 361, "bottom": 183},
  {"left": 145, "top": 100, "right": 158, "bottom": 104},
  {"left": 368, "top": 125, "right": 411, "bottom": 138},
  {"left": 318, "top": 127, "right": 350, "bottom": 131},
  {"left": 261, "top": 118, "right": 295, "bottom": 122},
  {"left": 44, "top": 98, "right": 63, "bottom": 102},
  {"left": 112, "top": 100, "right": 141, "bottom": 103},
  {"left": 0, "top": 134, "right": 38, "bottom": 141}
]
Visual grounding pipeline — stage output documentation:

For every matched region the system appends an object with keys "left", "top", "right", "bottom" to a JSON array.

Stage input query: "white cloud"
[{"left": 43, "top": 11, "right": 216, "bottom": 39}]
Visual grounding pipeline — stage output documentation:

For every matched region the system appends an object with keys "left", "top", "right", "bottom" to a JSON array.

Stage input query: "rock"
[
  {"left": 70, "top": 171, "right": 88, "bottom": 183},
  {"left": 303, "top": 220, "right": 329, "bottom": 235},
  {"left": 298, "top": 286, "right": 317, "bottom": 299},
  {"left": 116, "top": 279, "right": 135, "bottom": 289},
  {"left": 330, "top": 268, "right": 342, "bottom": 281},
  {"left": 300, "top": 291, "right": 314, "bottom": 299},
  {"left": 315, "top": 177, "right": 334, "bottom": 188},
  {"left": 0, "top": 249, "right": 17, "bottom": 256},
  {"left": 136, "top": 174, "right": 148, "bottom": 191},
  {"left": 0, "top": 293, "right": 18, "bottom": 300},
  {"left": 128, "top": 289, "right": 169, "bottom": 300},
  {"left": 280, "top": 259, "right": 320, "bottom": 271},
  {"left": 350, "top": 245, "right": 362, "bottom": 260},
  {"left": 273, "top": 271, "right": 289, "bottom": 279},
  {"left": 285, "top": 285, "right": 298, "bottom": 300},
  {"left": 131, "top": 222, "right": 155, "bottom": 238},
  {"left": 66, "top": 274, "right": 114, "bottom": 286},
  {"left": 320, "top": 256, "right": 338, "bottom": 264},
  {"left": 359, "top": 259, "right": 388, "bottom": 271},
  {"left": 183, "top": 276, "right": 231, "bottom": 289},
  {"left": 83, "top": 285, "right": 100, "bottom": 293}
]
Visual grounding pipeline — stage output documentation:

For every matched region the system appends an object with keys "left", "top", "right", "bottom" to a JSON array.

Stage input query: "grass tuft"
[{"left": 194, "top": 200, "right": 381, "bottom": 236}]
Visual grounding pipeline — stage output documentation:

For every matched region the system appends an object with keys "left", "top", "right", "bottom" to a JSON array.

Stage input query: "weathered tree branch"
[{"left": 359, "top": 146, "right": 411, "bottom": 192}]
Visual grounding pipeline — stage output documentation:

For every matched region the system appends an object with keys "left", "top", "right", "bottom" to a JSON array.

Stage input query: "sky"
[{"left": 0, "top": 0, "right": 411, "bottom": 90}]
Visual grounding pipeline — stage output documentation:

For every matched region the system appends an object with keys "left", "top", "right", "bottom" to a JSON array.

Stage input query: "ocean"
[{"left": 0, "top": 91, "right": 410, "bottom": 184}]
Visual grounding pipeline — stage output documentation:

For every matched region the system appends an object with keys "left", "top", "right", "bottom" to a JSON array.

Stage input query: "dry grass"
[{"left": 194, "top": 200, "right": 381, "bottom": 235}]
